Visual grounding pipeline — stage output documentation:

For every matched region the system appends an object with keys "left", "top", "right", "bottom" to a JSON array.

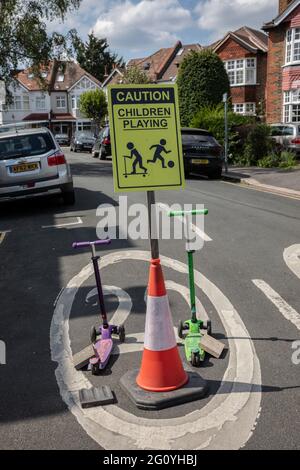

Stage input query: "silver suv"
[
  {"left": 0, "top": 127, "right": 75, "bottom": 204},
  {"left": 270, "top": 123, "right": 300, "bottom": 155}
]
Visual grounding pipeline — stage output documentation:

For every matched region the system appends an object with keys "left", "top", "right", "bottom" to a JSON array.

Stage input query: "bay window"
[
  {"left": 36, "top": 96, "right": 46, "bottom": 110},
  {"left": 286, "top": 28, "right": 300, "bottom": 64},
  {"left": 283, "top": 89, "right": 300, "bottom": 122}
]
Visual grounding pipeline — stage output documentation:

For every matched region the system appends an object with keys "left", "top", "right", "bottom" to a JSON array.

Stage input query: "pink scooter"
[{"left": 72, "top": 239, "right": 125, "bottom": 375}]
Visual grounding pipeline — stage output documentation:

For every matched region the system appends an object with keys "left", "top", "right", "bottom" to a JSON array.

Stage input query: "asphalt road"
[{"left": 0, "top": 149, "right": 299, "bottom": 450}]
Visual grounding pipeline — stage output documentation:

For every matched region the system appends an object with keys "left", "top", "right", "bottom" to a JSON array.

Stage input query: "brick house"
[
  {"left": 211, "top": 27, "right": 268, "bottom": 116},
  {"left": 263, "top": 0, "right": 300, "bottom": 124},
  {"left": 0, "top": 61, "right": 102, "bottom": 137}
]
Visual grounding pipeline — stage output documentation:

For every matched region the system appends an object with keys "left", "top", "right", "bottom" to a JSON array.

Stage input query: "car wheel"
[{"left": 62, "top": 190, "right": 75, "bottom": 205}]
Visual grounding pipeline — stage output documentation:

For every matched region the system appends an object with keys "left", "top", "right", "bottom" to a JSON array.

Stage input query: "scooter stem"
[
  {"left": 187, "top": 250, "right": 197, "bottom": 323},
  {"left": 92, "top": 255, "right": 108, "bottom": 328}
]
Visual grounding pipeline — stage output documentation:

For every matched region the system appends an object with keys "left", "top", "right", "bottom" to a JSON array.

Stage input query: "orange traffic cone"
[{"left": 136, "top": 258, "right": 188, "bottom": 392}]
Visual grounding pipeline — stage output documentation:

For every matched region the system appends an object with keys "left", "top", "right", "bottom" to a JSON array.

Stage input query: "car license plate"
[
  {"left": 11, "top": 163, "right": 39, "bottom": 173},
  {"left": 192, "top": 159, "right": 209, "bottom": 164}
]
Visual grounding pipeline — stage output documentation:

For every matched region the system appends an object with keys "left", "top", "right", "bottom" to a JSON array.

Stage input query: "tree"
[
  {"left": 177, "top": 50, "right": 230, "bottom": 126},
  {"left": 122, "top": 65, "right": 151, "bottom": 84},
  {"left": 0, "top": 0, "right": 81, "bottom": 87},
  {"left": 79, "top": 89, "right": 107, "bottom": 131},
  {"left": 73, "top": 32, "right": 123, "bottom": 83}
]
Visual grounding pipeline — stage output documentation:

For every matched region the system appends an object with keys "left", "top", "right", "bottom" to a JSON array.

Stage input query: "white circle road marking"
[
  {"left": 50, "top": 250, "right": 262, "bottom": 450},
  {"left": 284, "top": 244, "right": 300, "bottom": 280}
]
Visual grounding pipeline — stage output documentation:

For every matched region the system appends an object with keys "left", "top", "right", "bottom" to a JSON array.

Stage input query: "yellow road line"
[{"left": 222, "top": 181, "right": 300, "bottom": 201}]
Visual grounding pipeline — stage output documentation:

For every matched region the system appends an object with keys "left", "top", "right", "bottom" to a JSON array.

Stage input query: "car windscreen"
[
  {"left": 181, "top": 133, "right": 218, "bottom": 146},
  {"left": 271, "top": 126, "right": 294, "bottom": 136},
  {"left": 0, "top": 132, "right": 56, "bottom": 160},
  {"left": 76, "top": 133, "right": 94, "bottom": 140}
]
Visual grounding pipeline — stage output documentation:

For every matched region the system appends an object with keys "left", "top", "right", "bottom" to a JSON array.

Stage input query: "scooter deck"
[
  {"left": 94, "top": 338, "right": 113, "bottom": 369},
  {"left": 185, "top": 334, "right": 204, "bottom": 361}
]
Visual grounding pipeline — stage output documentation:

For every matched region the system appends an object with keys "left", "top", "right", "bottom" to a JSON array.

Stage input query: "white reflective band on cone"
[{"left": 144, "top": 295, "right": 177, "bottom": 351}]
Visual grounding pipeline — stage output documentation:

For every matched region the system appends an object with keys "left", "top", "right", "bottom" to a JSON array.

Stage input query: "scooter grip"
[{"left": 72, "top": 239, "right": 111, "bottom": 249}]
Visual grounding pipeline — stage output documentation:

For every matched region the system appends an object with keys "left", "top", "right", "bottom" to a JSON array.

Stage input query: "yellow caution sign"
[{"left": 107, "top": 84, "right": 185, "bottom": 192}]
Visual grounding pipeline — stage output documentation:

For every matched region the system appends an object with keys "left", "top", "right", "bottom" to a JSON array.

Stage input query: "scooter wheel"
[
  {"left": 118, "top": 324, "right": 125, "bottom": 343},
  {"left": 178, "top": 320, "right": 184, "bottom": 339},
  {"left": 91, "top": 362, "right": 100, "bottom": 375},
  {"left": 191, "top": 352, "right": 201, "bottom": 367},
  {"left": 203, "top": 320, "right": 212, "bottom": 336},
  {"left": 90, "top": 326, "right": 97, "bottom": 344}
]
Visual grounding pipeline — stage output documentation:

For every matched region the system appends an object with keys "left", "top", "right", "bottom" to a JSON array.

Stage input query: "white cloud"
[
  {"left": 92, "top": 0, "right": 193, "bottom": 52},
  {"left": 195, "top": 0, "right": 278, "bottom": 40}
]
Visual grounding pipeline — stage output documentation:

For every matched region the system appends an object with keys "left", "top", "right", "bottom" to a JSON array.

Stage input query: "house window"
[
  {"left": 233, "top": 103, "right": 256, "bottom": 115},
  {"left": 71, "top": 95, "right": 80, "bottom": 109},
  {"left": 7, "top": 95, "right": 30, "bottom": 111},
  {"left": 224, "top": 58, "right": 257, "bottom": 86},
  {"left": 283, "top": 89, "right": 300, "bottom": 122},
  {"left": 56, "top": 95, "right": 66, "bottom": 108},
  {"left": 57, "top": 73, "right": 64, "bottom": 82},
  {"left": 285, "top": 28, "right": 300, "bottom": 64},
  {"left": 36, "top": 96, "right": 46, "bottom": 110},
  {"left": 23, "top": 95, "right": 30, "bottom": 110}
]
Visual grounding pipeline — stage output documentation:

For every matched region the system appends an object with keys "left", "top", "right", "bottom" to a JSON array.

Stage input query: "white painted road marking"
[
  {"left": 158, "top": 202, "right": 212, "bottom": 242},
  {"left": 85, "top": 281, "right": 206, "bottom": 356},
  {"left": 0, "top": 230, "right": 11, "bottom": 245},
  {"left": 253, "top": 279, "right": 300, "bottom": 332},
  {"left": 51, "top": 250, "right": 261, "bottom": 450},
  {"left": 284, "top": 244, "right": 300, "bottom": 280},
  {"left": 42, "top": 216, "right": 83, "bottom": 229}
]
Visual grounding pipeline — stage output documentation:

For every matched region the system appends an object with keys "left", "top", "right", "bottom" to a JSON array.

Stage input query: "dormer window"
[
  {"left": 57, "top": 73, "right": 64, "bottom": 82},
  {"left": 285, "top": 28, "right": 300, "bottom": 64}
]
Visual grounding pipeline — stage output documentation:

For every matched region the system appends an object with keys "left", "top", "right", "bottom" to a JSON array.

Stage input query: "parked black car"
[
  {"left": 55, "top": 133, "right": 70, "bottom": 146},
  {"left": 70, "top": 131, "right": 95, "bottom": 153},
  {"left": 92, "top": 126, "right": 111, "bottom": 160},
  {"left": 181, "top": 128, "right": 223, "bottom": 179}
]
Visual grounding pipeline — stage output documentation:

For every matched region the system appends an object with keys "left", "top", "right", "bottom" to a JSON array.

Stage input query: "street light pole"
[{"left": 223, "top": 93, "right": 229, "bottom": 173}]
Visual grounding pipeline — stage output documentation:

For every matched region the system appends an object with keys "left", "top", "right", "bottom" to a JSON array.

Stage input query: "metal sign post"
[{"left": 147, "top": 191, "right": 159, "bottom": 260}]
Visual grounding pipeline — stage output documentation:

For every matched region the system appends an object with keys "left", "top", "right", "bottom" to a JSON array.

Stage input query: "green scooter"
[{"left": 169, "top": 209, "right": 211, "bottom": 367}]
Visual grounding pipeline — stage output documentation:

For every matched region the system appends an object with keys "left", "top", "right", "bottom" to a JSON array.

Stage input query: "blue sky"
[{"left": 49, "top": 0, "right": 279, "bottom": 60}]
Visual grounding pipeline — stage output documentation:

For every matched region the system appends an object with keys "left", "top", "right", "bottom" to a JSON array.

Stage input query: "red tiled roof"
[
  {"left": 16, "top": 61, "right": 101, "bottom": 92},
  {"left": 211, "top": 26, "right": 268, "bottom": 53},
  {"left": 22, "top": 113, "right": 49, "bottom": 121},
  {"left": 160, "top": 44, "right": 202, "bottom": 82},
  {"left": 127, "top": 42, "right": 182, "bottom": 82},
  {"left": 51, "top": 113, "right": 75, "bottom": 121}
]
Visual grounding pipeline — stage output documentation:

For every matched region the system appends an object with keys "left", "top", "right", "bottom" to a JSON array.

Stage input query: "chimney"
[{"left": 279, "top": 0, "right": 293, "bottom": 14}]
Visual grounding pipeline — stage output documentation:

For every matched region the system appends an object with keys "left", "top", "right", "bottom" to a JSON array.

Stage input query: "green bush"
[
  {"left": 190, "top": 104, "right": 254, "bottom": 159},
  {"left": 258, "top": 151, "right": 297, "bottom": 169},
  {"left": 242, "top": 124, "right": 274, "bottom": 165},
  {"left": 178, "top": 50, "right": 230, "bottom": 126}
]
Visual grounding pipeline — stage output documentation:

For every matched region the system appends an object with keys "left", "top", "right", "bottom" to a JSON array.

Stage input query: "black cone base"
[{"left": 120, "top": 369, "right": 208, "bottom": 411}]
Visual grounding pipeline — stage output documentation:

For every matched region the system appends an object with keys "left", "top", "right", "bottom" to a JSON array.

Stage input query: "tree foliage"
[
  {"left": 177, "top": 50, "right": 230, "bottom": 126},
  {"left": 0, "top": 0, "right": 81, "bottom": 86},
  {"left": 122, "top": 65, "right": 151, "bottom": 84},
  {"left": 79, "top": 89, "right": 107, "bottom": 128},
  {"left": 73, "top": 32, "right": 123, "bottom": 83}
]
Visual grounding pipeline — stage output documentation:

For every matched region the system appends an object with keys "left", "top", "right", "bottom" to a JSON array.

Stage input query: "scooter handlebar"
[
  {"left": 72, "top": 239, "right": 111, "bottom": 249},
  {"left": 168, "top": 209, "right": 208, "bottom": 217}
]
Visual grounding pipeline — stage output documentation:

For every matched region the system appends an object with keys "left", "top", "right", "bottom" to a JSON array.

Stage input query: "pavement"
[
  {"left": 0, "top": 150, "right": 299, "bottom": 450},
  {"left": 223, "top": 165, "right": 300, "bottom": 198}
]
